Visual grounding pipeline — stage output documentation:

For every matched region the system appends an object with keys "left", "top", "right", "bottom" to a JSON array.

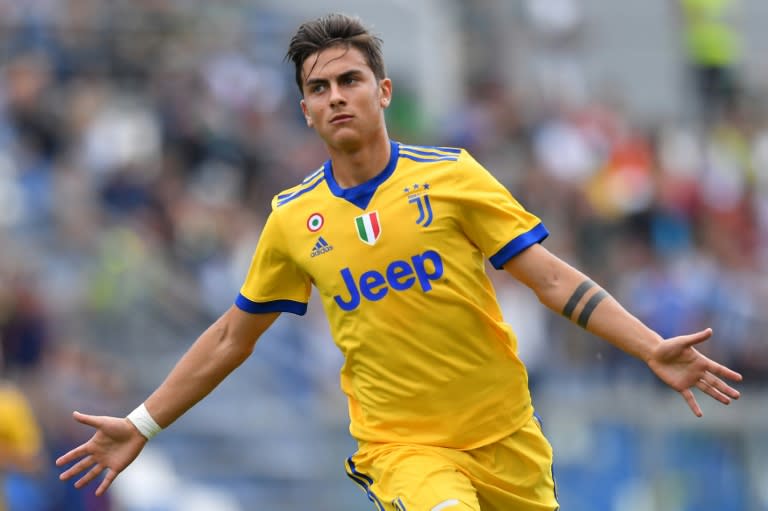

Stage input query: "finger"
[
  {"left": 95, "top": 468, "right": 118, "bottom": 496},
  {"left": 59, "top": 455, "right": 96, "bottom": 481},
  {"left": 56, "top": 444, "right": 92, "bottom": 467},
  {"left": 708, "top": 361, "right": 743, "bottom": 383},
  {"left": 678, "top": 328, "right": 713, "bottom": 348},
  {"left": 680, "top": 388, "right": 702, "bottom": 417},
  {"left": 73, "top": 411, "right": 103, "bottom": 429},
  {"left": 703, "top": 371, "right": 741, "bottom": 400},
  {"left": 75, "top": 463, "right": 105, "bottom": 489},
  {"left": 696, "top": 378, "right": 731, "bottom": 405}
]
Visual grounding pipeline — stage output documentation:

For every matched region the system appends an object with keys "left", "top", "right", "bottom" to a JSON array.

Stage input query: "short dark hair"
[{"left": 285, "top": 13, "right": 385, "bottom": 94}]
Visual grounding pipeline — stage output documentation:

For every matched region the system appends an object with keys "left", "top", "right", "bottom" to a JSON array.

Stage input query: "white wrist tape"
[{"left": 126, "top": 403, "right": 162, "bottom": 440}]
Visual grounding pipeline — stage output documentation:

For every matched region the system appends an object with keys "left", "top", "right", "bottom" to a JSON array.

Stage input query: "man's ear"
[
  {"left": 300, "top": 99, "right": 313, "bottom": 127},
  {"left": 379, "top": 78, "right": 393, "bottom": 108}
]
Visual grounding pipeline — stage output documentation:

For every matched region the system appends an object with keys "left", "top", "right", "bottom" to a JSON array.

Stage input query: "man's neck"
[{"left": 327, "top": 134, "right": 391, "bottom": 189}]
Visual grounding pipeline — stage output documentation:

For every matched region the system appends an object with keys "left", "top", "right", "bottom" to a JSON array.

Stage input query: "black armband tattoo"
[
  {"left": 561, "top": 280, "right": 596, "bottom": 319},
  {"left": 576, "top": 289, "right": 609, "bottom": 328}
]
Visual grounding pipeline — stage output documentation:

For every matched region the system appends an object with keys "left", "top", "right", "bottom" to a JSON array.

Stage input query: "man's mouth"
[{"left": 330, "top": 114, "right": 353, "bottom": 124}]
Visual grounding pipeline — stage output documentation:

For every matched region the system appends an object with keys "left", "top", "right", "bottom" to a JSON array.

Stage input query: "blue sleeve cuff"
[
  {"left": 489, "top": 223, "right": 550, "bottom": 270},
  {"left": 235, "top": 294, "right": 308, "bottom": 316}
]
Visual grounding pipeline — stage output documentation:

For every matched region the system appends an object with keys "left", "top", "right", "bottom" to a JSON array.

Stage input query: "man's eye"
[{"left": 311, "top": 84, "right": 325, "bottom": 93}]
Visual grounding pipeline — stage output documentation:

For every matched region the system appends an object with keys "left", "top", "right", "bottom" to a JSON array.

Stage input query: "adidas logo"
[{"left": 310, "top": 236, "right": 333, "bottom": 257}]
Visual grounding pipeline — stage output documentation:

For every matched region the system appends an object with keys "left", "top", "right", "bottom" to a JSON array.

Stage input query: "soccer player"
[
  {"left": 0, "top": 358, "right": 45, "bottom": 511},
  {"left": 56, "top": 13, "right": 742, "bottom": 511}
]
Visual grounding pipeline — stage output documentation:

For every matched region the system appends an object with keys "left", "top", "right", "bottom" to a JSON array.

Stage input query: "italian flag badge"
[{"left": 355, "top": 211, "right": 381, "bottom": 245}]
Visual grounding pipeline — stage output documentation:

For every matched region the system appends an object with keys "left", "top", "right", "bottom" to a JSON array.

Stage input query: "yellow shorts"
[{"left": 345, "top": 414, "right": 558, "bottom": 511}]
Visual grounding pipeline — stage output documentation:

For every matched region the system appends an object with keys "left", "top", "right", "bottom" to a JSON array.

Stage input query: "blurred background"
[{"left": 0, "top": 0, "right": 766, "bottom": 510}]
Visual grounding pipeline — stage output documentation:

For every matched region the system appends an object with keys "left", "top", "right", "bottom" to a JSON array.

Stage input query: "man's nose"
[{"left": 329, "top": 84, "right": 346, "bottom": 106}]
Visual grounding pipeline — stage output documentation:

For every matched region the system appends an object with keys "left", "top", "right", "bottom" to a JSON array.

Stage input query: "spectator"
[{"left": 677, "top": 0, "right": 743, "bottom": 123}]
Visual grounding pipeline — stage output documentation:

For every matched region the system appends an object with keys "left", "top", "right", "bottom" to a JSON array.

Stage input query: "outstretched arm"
[
  {"left": 56, "top": 306, "right": 279, "bottom": 495},
  {"left": 504, "top": 244, "right": 742, "bottom": 416}
]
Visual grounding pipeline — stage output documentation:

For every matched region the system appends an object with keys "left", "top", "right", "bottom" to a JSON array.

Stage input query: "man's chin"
[{"left": 327, "top": 133, "right": 364, "bottom": 152}]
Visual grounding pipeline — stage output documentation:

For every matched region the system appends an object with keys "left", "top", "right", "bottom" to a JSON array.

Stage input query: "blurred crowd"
[{"left": 0, "top": 1, "right": 766, "bottom": 510}]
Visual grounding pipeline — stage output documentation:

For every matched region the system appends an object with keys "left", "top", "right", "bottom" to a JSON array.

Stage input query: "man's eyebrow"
[
  {"left": 304, "top": 76, "right": 329, "bottom": 87},
  {"left": 305, "top": 68, "right": 365, "bottom": 87},
  {"left": 338, "top": 69, "right": 365, "bottom": 80}
]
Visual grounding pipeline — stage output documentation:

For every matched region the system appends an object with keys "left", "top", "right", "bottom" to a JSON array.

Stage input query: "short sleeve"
[
  {"left": 453, "top": 151, "right": 548, "bottom": 269},
  {"left": 236, "top": 211, "right": 311, "bottom": 315}
]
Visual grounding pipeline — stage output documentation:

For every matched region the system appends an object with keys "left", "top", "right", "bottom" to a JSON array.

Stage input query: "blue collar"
[{"left": 323, "top": 140, "right": 400, "bottom": 210}]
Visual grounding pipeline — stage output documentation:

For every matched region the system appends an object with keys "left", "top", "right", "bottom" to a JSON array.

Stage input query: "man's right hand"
[{"left": 56, "top": 411, "right": 147, "bottom": 495}]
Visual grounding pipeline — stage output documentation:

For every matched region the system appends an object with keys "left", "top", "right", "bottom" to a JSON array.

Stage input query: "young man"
[{"left": 57, "top": 13, "right": 742, "bottom": 511}]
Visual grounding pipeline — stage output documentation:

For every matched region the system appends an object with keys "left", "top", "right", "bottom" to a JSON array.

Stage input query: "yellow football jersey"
[
  {"left": 238, "top": 141, "right": 549, "bottom": 449},
  {"left": 0, "top": 382, "right": 43, "bottom": 511},
  {"left": 0, "top": 383, "right": 42, "bottom": 458}
]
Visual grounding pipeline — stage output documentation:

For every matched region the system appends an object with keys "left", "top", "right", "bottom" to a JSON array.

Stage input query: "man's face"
[{"left": 300, "top": 45, "right": 391, "bottom": 151}]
